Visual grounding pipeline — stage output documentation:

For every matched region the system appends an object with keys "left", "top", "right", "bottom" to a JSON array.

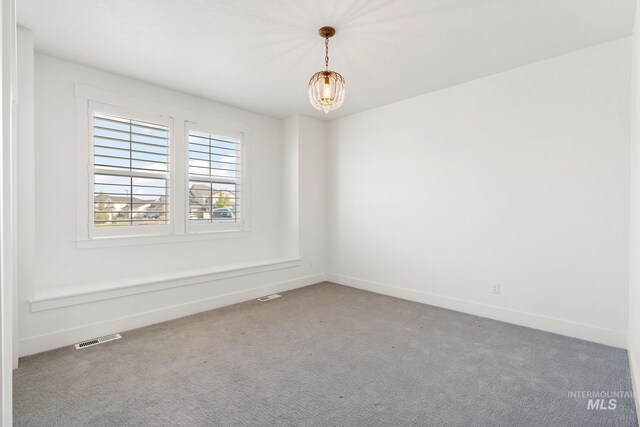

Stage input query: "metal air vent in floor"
[
  {"left": 257, "top": 294, "right": 281, "bottom": 302},
  {"left": 75, "top": 333, "right": 122, "bottom": 350}
]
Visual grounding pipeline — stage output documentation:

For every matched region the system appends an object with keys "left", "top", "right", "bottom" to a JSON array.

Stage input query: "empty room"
[{"left": 3, "top": 0, "right": 640, "bottom": 425}]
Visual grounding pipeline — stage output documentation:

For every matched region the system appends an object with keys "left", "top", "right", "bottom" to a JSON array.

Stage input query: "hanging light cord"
[{"left": 325, "top": 37, "right": 330, "bottom": 71}]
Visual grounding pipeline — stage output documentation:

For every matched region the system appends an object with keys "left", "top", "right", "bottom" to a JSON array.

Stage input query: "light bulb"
[{"left": 322, "top": 81, "right": 332, "bottom": 101}]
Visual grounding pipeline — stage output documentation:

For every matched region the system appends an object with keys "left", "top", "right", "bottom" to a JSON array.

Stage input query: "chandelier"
[{"left": 308, "top": 26, "right": 345, "bottom": 114}]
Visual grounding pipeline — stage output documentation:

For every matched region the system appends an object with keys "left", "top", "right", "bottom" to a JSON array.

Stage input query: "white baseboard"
[
  {"left": 19, "top": 273, "right": 325, "bottom": 357},
  {"left": 328, "top": 273, "right": 627, "bottom": 348},
  {"left": 629, "top": 343, "right": 640, "bottom": 424}
]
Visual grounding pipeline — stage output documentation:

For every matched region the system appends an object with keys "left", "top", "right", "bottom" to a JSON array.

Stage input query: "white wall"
[
  {"left": 15, "top": 27, "right": 631, "bottom": 360},
  {"left": 628, "top": 0, "right": 640, "bottom": 417},
  {"left": 281, "top": 115, "right": 327, "bottom": 262},
  {"left": 1, "top": 0, "right": 17, "bottom": 423},
  {"left": 16, "top": 26, "right": 33, "bottom": 366},
  {"left": 327, "top": 38, "right": 631, "bottom": 348},
  {"left": 281, "top": 117, "right": 299, "bottom": 258},
  {"left": 16, "top": 35, "right": 327, "bottom": 356}
]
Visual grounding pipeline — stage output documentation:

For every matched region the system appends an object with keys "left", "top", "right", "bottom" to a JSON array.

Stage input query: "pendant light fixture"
[{"left": 308, "top": 26, "right": 345, "bottom": 114}]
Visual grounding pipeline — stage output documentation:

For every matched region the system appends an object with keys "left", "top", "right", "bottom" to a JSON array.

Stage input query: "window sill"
[
  {"left": 76, "top": 229, "right": 250, "bottom": 249},
  {"left": 29, "top": 257, "right": 301, "bottom": 312}
]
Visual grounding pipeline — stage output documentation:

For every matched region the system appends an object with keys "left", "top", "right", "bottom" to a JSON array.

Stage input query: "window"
[
  {"left": 78, "top": 90, "right": 248, "bottom": 244},
  {"left": 187, "top": 126, "right": 243, "bottom": 232},
  {"left": 89, "top": 102, "right": 173, "bottom": 238}
]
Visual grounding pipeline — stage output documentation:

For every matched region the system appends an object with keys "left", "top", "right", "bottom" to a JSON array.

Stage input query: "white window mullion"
[{"left": 172, "top": 117, "right": 186, "bottom": 235}]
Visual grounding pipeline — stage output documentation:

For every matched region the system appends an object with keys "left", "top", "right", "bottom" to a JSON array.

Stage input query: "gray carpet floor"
[{"left": 13, "top": 282, "right": 638, "bottom": 426}]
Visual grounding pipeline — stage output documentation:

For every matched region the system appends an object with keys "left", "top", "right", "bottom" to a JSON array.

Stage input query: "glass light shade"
[{"left": 308, "top": 70, "right": 345, "bottom": 113}]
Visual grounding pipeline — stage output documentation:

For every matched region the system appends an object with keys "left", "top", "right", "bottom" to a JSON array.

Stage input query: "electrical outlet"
[{"left": 492, "top": 283, "right": 501, "bottom": 295}]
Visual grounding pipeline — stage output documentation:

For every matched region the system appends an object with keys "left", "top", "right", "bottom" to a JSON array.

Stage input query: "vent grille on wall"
[{"left": 75, "top": 333, "right": 122, "bottom": 349}]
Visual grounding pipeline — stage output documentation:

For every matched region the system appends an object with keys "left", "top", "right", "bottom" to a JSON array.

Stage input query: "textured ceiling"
[{"left": 18, "top": 0, "right": 636, "bottom": 120}]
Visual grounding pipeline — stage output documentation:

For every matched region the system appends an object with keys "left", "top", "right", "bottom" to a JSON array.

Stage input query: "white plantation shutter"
[
  {"left": 187, "top": 129, "right": 242, "bottom": 225},
  {"left": 81, "top": 94, "right": 248, "bottom": 242},
  {"left": 92, "top": 112, "right": 170, "bottom": 227}
]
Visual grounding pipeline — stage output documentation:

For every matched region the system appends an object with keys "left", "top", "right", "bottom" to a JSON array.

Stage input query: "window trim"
[
  {"left": 74, "top": 84, "right": 251, "bottom": 247},
  {"left": 185, "top": 120, "right": 245, "bottom": 234}
]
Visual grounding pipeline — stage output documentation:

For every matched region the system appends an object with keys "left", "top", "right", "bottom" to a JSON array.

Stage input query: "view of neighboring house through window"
[
  {"left": 93, "top": 113, "right": 170, "bottom": 227},
  {"left": 188, "top": 129, "right": 241, "bottom": 224}
]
